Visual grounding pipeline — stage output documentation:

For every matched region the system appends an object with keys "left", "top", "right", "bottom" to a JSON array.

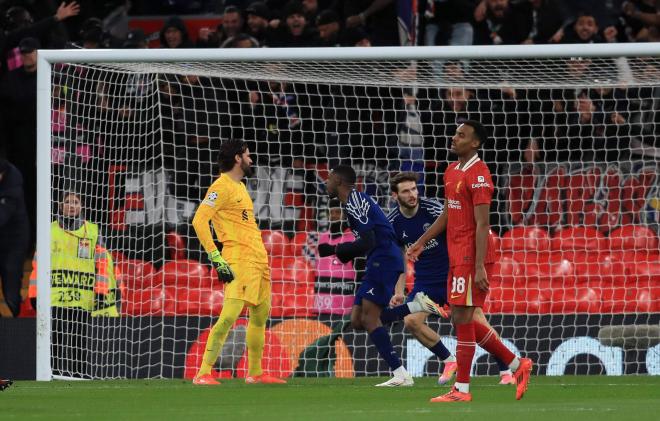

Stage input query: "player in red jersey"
[{"left": 408, "top": 121, "right": 532, "bottom": 402}]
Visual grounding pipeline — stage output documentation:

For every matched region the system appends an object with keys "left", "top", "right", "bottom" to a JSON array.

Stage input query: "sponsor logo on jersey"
[
  {"left": 447, "top": 199, "right": 462, "bottom": 209},
  {"left": 471, "top": 182, "right": 491, "bottom": 189}
]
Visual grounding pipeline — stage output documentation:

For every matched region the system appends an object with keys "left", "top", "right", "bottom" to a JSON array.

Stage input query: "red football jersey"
[{"left": 444, "top": 154, "right": 497, "bottom": 267}]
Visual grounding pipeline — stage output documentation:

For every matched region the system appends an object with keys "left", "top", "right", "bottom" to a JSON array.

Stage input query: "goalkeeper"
[{"left": 192, "top": 139, "right": 286, "bottom": 385}]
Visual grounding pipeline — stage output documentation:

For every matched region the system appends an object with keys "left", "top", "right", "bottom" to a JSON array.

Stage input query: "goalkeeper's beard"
[{"left": 241, "top": 161, "right": 254, "bottom": 177}]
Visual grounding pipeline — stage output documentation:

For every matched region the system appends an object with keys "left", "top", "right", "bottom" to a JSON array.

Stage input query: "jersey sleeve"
[
  {"left": 345, "top": 191, "right": 375, "bottom": 234},
  {"left": 193, "top": 181, "right": 230, "bottom": 254},
  {"left": 468, "top": 167, "right": 494, "bottom": 206}
]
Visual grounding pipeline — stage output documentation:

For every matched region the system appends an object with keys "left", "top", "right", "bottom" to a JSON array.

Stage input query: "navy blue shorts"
[
  {"left": 406, "top": 282, "right": 448, "bottom": 307},
  {"left": 354, "top": 270, "right": 401, "bottom": 307}
]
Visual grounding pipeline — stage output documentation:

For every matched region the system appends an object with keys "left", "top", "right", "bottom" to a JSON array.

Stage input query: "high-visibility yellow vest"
[{"left": 28, "top": 221, "right": 119, "bottom": 316}]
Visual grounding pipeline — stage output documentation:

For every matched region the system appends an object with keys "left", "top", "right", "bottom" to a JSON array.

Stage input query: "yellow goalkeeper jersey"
[{"left": 193, "top": 174, "right": 268, "bottom": 265}]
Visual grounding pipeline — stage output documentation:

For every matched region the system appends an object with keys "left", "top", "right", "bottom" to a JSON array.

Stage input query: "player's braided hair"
[{"left": 218, "top": 139, "right": 247, "bottom": 172}]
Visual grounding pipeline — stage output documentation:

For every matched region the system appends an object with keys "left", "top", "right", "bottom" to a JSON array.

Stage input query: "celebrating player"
[
  {"left": 319, "top": 165, "right": 433, "bottom": 387},
  {"left": 408, "top": 121, "right": 532, "bottom": 402},
  {"left": 191, "top": 139, "right": 286, "bottom": 385},
  {"left": 382, "top": 171, "right": 515, "bottom": 386}
]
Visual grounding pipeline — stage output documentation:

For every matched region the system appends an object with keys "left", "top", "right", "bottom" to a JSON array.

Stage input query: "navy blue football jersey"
[
  {"left": 387, "top": 197, "right": 450, "bottom": 285},
  {"left": 343, "top": 189, "right": 404, "bottom": 273}
]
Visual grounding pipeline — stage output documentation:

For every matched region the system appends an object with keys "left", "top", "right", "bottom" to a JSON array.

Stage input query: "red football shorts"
[{"left": 447, "top": 264, "right": 494, "bottom": 307}]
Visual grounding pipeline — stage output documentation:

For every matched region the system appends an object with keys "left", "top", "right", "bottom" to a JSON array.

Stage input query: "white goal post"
[{"left": 36, "top": 43, "right": 660, "bottom": 381}]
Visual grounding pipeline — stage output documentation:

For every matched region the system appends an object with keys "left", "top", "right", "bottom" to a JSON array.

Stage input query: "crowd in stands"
[{"left": 0, "top": 1, "right": 659, "bottom": 317}]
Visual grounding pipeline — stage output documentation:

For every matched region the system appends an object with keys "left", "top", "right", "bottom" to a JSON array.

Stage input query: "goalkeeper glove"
[
  {"left": 317, "top": 243, "right": 336, "bottom": 257},
  {"left": 209, "top": 250, "right": 235, "bottom": 283}
]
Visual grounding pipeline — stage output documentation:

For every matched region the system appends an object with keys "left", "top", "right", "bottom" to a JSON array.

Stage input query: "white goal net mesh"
[{"left": 43, "top": 50, "right": 660, "bottom": 379}]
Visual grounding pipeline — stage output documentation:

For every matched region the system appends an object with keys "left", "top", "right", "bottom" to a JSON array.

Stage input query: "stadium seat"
[
  {"left": 523, "top": 256, "right": 575, "bottom": 285},
  {"left": 290, "top": 231, "right": 309, "bottom": 257},
  {"left": 165, "top": 231, "right": 187, "bottom": 260},
  {"left": 551, "top": 226, "right": 608, "bottom": 256},
  {"left": 491, "top": 255, "right": 523, "bottom": 287},
  {"left": 608, "top": 225, "right": 659, "bottom": 252},
  {"left": 114, "top": 259, "right": 155, "bottom": 289},
  {"left": 500, "top": 226, "right": 551, "bottom": 252},
  {"left": 122, "top": 287, "right": 176, "bottom": 316},
  {"left": 159, "top": 259, "right": 212, "bottom": 288},
  {"left": 489, "top": 230, "right": 501, "bottom": 256},
  {"left": 261, "top": 230, "right": 291, "bottom": 257},
  {"left": 600, "top": 286, "right": 652, "bottom": 313},
  {"left": 271, "top": 257, "right": 315, "bottom": 285},
  {"left": 549, "top": 287, "right": 601, "bottom": 314},
  {"left": 573, "top": 253, "right": 626, "bottom": 285},
  {"left": 173, "top": 287, "right": 224, "bottom": 316}
]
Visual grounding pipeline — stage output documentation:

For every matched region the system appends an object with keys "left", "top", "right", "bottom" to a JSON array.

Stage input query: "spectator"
[
  {"left": 302, "top": 0, "right": 320, "bottom": 23},
  {"left": 78, "top": 17, "right": 110, "bottom": 49},
  {"left": 0, "top": 159, "right": 29, "bottom": 318},
  {"left": 621, "top": 0, "right": 660, "bottom": 41},
  {"left": 317, "top": 9, "right": 342, "bottom": 46},
  {"left": 159, "top": 16, "right": 193, "bottom": 48},
  {"left": 219, "top": 6, "right": 246, "bottom": 45},
  {"left": 28, "top": 189, "right": 119, "bottom": 377},
  {"left": 122, "top": 28, "right": 148, "bottom": 49},
  {"left": 221, "top": 33, "right": 260, "bottom": 47},
  {"left": 561, "top": 10, "right": 619, "bottom": 43},
  {"left": 342, "top": 0, "right": 399, "bottom": 46},
  {"left": 339, "top": 26, "right": 371, "bottom": 46},
  {"left": 524, "top": 0, "right": 571, "bottom": 44},
  {"left": 312, "top": 199, "right": 358, "bottom": 315},
  {"left": 0, "top": 37, "right": 38, "bottom": 248},
  {"left": 246, "top": 1, "right": 271, "bottom": 45},
  {"left": 424, "top": 0, "right": 477, "bottom": 47},
  {"left": 0, "top": 2, "right": 79, "bottom": 74},
  {"left": 265, "top": 1, "right": 320, "bottom": 47},
  {"left": 473, "top": 0, "right": 532, "bottom": 45}
]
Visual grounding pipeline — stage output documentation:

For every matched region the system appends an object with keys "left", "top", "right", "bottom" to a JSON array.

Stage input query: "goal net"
[{"left": 36, "top": 45, "right": 660, "bottom": 380}]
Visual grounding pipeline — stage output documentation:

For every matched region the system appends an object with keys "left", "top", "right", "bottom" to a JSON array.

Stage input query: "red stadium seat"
[
  {"left": 165, "top": 231, "right": 187, "bottom": 260},
  {"left": 271, "top": 257, "right": 315, "bottom": 285},
  {"left": 290, "top": 232, "right": 309, "bottom": 257},
  {"left": 573, "top": 253, "right": 626, "bottom": 285},
  {"left": 600, "top": 286, "right": 652, "bottom": 313},
  {"left": 523, "top": 256, "right": 575, "bottom": 285},
  {"left": 262, "top": 230, "right": 291, "bottom": 257},
  {"left": 491, "top": 256, "right": 523, "bottom": 287},
  {"left": 114, "top": 259, "right": 155, "bottom": 289},
  {"left": 173, "top": 287, "right": 224, "bottom": 316},
  {"left": 549, "top": 287, "right": 601, "bottom": 314},
  {"left": 551, "top": 226, "right": 608, "bottom": 256},
  {"left": 159, "top": 259, "right": 212, "bottom": 288},
  {"left": 122, "top": 287, "right": 176, "bottom": 316},
  {"left": 489, "top": 230, "right": 501, "bottom": 256},
  {"left": 500, "top": 226, "right": 551, "bottom": 253},
  {"left": 609, "top": 225, "right": 659, "bottom": 252}
]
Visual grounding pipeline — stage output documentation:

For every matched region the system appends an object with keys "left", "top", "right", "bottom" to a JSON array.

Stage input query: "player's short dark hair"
[
  {"left": 218, "top": 139, "right": 247, "bottom": 172},
  {"left": 389, "top": 171, "right": 419, "bottom": 193},
  {"left": 331, "top": 165, "right": 356, "bottom": 185},
  {"left": 462, "top": 120, "right": 488, "bottom": 149}
]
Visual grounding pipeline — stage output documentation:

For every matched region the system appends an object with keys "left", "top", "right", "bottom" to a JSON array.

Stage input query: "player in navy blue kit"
[
  {"left": 318, "top": 165, "right": 440, "bottom": 387},
  {"left": 382, "top": 172, "right": 515, "bottom": 386}
]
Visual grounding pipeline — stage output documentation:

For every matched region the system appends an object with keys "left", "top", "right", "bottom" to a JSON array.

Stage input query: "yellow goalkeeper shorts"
[{"left": 223, "top": 261, "right": 271, "bottom": 307}]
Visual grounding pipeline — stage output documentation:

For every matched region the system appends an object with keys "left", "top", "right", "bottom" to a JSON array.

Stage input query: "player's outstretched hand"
[
  {"left": 209, "top": 250, "right": 235, "bottom": 283},
  {"left": 317, "top": 243, "right": 336, "bottom": 257},
  {"left": 475, "top": 265, "right": 489, "bottom": 291},
  {"left": 0, "top": 379, "right": 13, "bottom": 391},
  {"left": 406, "top": 241, "right": 424, "bottom": 262}
]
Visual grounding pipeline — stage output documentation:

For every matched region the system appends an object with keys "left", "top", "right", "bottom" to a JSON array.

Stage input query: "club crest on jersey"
[
  {"left": 423, "top": 223, "right": 431, "bottom": 231},
  {"left": 455, "top": 181, "right": 463, "bottom": 193},
  {"left": 202, "top": 191, "right": 218, "bottom": 207},
  {"left": 477, "top": 176, "right": 485, "bottom": 182}
]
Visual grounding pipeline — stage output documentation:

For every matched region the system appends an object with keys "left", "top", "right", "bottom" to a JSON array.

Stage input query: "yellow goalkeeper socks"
[
  {"left": 197, "top": 298, "right": 244, "bottom": 377},
  {"left": 246, "top": 299, "right": 270, "bottom": 377}
]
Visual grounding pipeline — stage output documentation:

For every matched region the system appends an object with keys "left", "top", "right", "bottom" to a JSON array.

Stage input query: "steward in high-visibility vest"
[{"left": 29, "top": 221, "right": 119, "bottom": 317}]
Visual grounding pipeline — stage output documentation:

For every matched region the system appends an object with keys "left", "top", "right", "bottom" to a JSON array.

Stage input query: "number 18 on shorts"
[{"left": 447, "top": 264, "right": 493, "bottom": 307}]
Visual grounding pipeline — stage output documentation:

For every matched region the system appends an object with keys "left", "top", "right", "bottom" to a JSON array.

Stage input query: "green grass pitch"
[{"left": 3, "top": 376, "right": 659, "bottom": 421}]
